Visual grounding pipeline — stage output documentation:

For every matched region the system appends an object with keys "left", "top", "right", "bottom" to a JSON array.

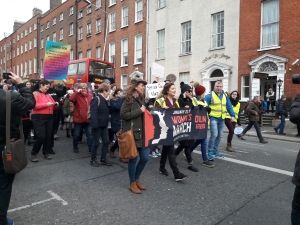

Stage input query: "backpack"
[{"left": 290, "top": 103, "right": 300, "bottom": 124}]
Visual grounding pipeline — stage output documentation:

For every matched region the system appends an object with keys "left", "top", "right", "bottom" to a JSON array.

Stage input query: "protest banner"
[
  {"left": 144, "top": 108, "right": 207, "bottom": 148},
  {"left": 152, "top": 62, "right": 165, "bottom": 78},
  {"left": 43, "top": 41, "right": 71, "bottom": 81},
  {"left": 146, "top": 82, "right": 165, "bottom": 98}
]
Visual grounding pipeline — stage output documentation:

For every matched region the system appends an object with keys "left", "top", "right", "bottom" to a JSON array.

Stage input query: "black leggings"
[
  {"left": 160, "top": 145, "right": 179, "bottom": 175},
  {"left": 175, "top": 144, "right": 193, "bottom": 163}
]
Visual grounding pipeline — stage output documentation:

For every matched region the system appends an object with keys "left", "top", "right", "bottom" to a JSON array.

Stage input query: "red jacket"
[
  {"left": 69, "top": 91, "right": 92, "bottom": 123},
  {"left": 31, "top": 91, "right": 57, "bottom": 115}
]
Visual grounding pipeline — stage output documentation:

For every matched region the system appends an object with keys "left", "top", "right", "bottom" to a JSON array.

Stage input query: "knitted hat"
[
  {"left": 193, "top": 82, "right": 206, "bottom": 96},
  {"left": 281, "top": 95, "right": 286, "bottom": 99},
  {"left": 180, "top": 82, "right": 191, "bottom": 94}
]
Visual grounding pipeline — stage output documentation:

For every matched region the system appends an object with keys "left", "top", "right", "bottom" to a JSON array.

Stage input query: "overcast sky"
[{"left": 0, "top": 0, "right": 66, "bottom": 39}]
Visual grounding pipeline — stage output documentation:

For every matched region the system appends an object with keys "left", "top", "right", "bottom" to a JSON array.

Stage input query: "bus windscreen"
[{"left": 89, "top": 61, "right": 114, "bottom": 79}]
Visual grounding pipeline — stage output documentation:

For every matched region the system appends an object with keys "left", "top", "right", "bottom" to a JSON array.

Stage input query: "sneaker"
[
  {"left": 100, "top": 158, "right": 112, "bottom": 166},
  {"left": 274, "top": 128, "right": 278, "bottom": 133},
  {"left": 73, "top": 148, "right": 79, "bottom": 153},
  {"left": 159, "top": 167, "right": 169, "bottom": 176},
  {"left": 44, "top": 154, "right": 52, "bottom": 160},
  {"left": 260, "top": 140, "right": 268, "bottom": 144},
  {"left": 188, "top": 164, "right": 199, "bottom": 172},
  {"left": 174, "top": 172, "right": 187, "bottom": 182},
  {"left": 149, "top": 151, "right": 158, "bottom": 158},
  {"left": 279, "top": 132, "right": 286, "bottom": 135},
  {"left": 90, "top": 159, "right": 100, "bottom": 167},
  {"left": 202, "top": 160, "right": 214, "bottom": 168},
  {"left": 7, "top": 219, "right": 14, "bottom": 225},
  {"left": 31, "top": 154, "right": 39, "bottom": 162},
  {"left": 48, "top": 148, "right": 56, "bottom": 154},
  {"left": 54, "top": 134, "right": 59, "bottom": 139},
  {"left": 214, "top": 151, "right": 224, "bottom": 159},
  {"left": 208, "top": 152, "right": 214, "bottom": 161},
  {"left": 155, "top": 149, "right": 161, "bottom": 156}
]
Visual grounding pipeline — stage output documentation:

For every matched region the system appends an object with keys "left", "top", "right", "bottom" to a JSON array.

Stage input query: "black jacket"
[
  {"left": 276, "top": 99, "right": 288, "bottom": 116},
  {"left": 0, "top": 83, "right": 36, "bottom": 144},
  {"left": 292, "top": 151, "right": 300, "bottom": 186}
]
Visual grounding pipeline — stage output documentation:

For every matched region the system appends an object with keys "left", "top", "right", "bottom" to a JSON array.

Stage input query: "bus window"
[
  {"left": 106, "top": 68, "right": 113, "bottom": 78},
  {"left": 68, "top": 63, "right": 78, "bottom": 75},
  {"left": 78, "top": 62, "right": 86, "bottom": 74}
]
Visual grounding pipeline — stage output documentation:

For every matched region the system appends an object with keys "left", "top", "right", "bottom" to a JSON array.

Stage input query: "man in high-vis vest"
[{"left": 204, "top": 81, "right": 235, "bottom": 161}]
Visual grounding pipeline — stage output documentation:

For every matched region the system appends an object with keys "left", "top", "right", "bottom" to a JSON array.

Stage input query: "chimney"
[
  {"left": 13, "top": 21, "right": 24, "bottom": 32},
  {"left": 32, "top": 7, "right": 43, "bottom": 17},
  {"left": 50, "top": 0, "right": 62, "bottom": 11}
]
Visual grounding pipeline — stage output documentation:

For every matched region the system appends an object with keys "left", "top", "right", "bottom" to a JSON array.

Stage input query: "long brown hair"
[{"left": 124, "top": 83, "right": 144, "bottom": 104}]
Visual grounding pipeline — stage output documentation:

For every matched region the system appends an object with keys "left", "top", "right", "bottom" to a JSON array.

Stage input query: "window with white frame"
[
  {"left": 87, "top": 5, "right": 92, "bottom": 14},
  {"left": 121, "top": 74, "right": 128, "bottom": 90},
  {"left": 34, "top": 23, "right": 37, "bottom": 30},
  {"left": 41, "top": 39, "right": 44, "bottom": 49},
  {"left": 21, "top": 32, "right": 23, "bottom": 38},
  {"left": 135, "top": 34, "right": 142, "bottom": 63},
  {"left": 25, "top": 43, "right": 27, "bottom": 52},
  {"left": 122, "top": 6, "right": 128, "bottom": 27},
  {"left": 78, "top": 9, "right": 83, "bottom": 18},
  {"left": 87, "top": 23, "right": 92, "bottom": 36},
  {"left": 179, "top": 72, "right": 190, "bottom": 85},
  {"left": 17, "top": 64, "right": 20, "bottom": 75},
  {"left": 181, "top": 21, "right": 191, "bottom": 54},
  {"left": 13, "top": 50, "right": 15, "bottom": 58},
  {"left": 96, "top": 47, "right": 101, "bottom": 59},
  {"left": 87, "top": 49, "right": 91, "bottom": 58},
  {"left": 47, "top": 35, "right": 50, "bottom": 42},
  {"left": 96, "top": 19, "right": 101, "bottom": 33},
  {"left": 158, "top": 0, "right": 166, "bottom": 9},
  {"left": 21, "top": 45, "right": 23, "bottom": 54},
  {"left": 29, "top": 59, "right": 32, "bottom": 74},
  {"left": 70, "top": 6, "right": 74, "bottom": 15},
  {"left": 53, "top": 17, "right": 56, "bottom": 25},
  {"left": 96, "top": 0, "right": 101, "bottom": 8},
  {"left": 78, "top": 52, "right": 83, "bottom": 59},
  {"left": 17, "top": 47, "right": 19, "bottom": 56},
  {"left": 110, "top": 12, "right": 116, "bottom": 32},
  {"left": 25, "top": 29, "right": 28, "bottom": 36},
  {"left": 34, "top": 37, "right": 37, "bottom": 48},
  {"left": 261, "top": 0, "right": 279, "bottom": 48},
  {"left": 29, "top": 27, "right": 32, "bottom": 33},
  {"left": 34, "top": 58, "right": 37, "bottom": 73},
  {"left": 70, "top": 49, "right": 73, "bottom": 60},
  {"left": 110, "top": 0, "right": 116, "bottom": 6},
  {"left": 121, "top": 38, "right": 128, "bottom": 66},
  {"left": 17, "top": 35, "right": 19, "bottom": 41},
  {"left": 24, "top": 61, "right": 27, "bottom": 76},
  {"left": 9, "top": 52, "right": 11, "bottom": 60},
  {"left": 53, "top": 32, "right": 56, "bottom": 42},
  {"left": 78, "top": 27, "right": 83, "bottom": 40},
  {"left": 60, "top": 13, "right": 63, "bottom": 21},
  {"left": 29, "top": 40, "right": 32, "bottom": 50},
  {"left": 212, "top": 12, "right": 224, "bottom": 48},
  {"left": 20, "top": 63, "right": 23, "bottom": 77},
  {"left": 241, "top": 75, "right": 250, "bottom": 98},
  {"left": 70, "top": 23, "right": 74, "bottom": 35},
  {"left": 135, "top": 0, "right": 143, "bottom": 22},
  {"left": 41, "top": 59, "right": 43, "bottom": 72},
  {"left": 60, "top": 28, "right": 63, "bottom": 40},
  {"left": 157, "top": 29, "right": 165, "bottom": 59},
  {"left": 41, "top": 25, "right": 43, "bottom": 32},
  {"left": 109, "top": 42, "right": 116, "bottom": 64},
  {"left": 46, "top": 21, "right": 50, "bottom": 29},
  {"left": 0, "top": 58, "right": 2, "bottom": 65}
]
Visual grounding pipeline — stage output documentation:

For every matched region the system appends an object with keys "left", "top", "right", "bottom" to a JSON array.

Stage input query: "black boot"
[{"left": 66, "top": 128, "right": 70, "bottom": 138}]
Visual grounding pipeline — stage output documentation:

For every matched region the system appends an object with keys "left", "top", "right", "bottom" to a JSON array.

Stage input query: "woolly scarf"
[{"left": 230, "top": 97, "right": 239, "bottom": 107}]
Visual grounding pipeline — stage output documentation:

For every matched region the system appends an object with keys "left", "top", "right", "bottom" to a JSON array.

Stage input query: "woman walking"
[
  {"left": 120, "top": 78, "right": 149, "bottom": 194},
  {"left": 62, "top": 90, "right": 74, "bottom": 138}
]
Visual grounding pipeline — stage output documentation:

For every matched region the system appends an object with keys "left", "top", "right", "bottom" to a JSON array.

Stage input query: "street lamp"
[{"left": 276, "top": 78, "right": 283, "bottom": 99}]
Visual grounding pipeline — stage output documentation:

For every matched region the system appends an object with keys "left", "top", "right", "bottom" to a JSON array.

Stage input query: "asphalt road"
[{"left": 7, "top": 130, "right": 299, "bottom": 225}]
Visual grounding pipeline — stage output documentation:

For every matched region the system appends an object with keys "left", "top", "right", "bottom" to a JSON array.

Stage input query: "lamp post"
[{"left": 276, "top": 78, "right": 283, "bottom": 100}]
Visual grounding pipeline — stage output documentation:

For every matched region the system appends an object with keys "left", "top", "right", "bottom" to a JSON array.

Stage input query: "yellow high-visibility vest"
[
  {"left": 155, "top": 97, "right": 180, "bottom": 107},
  {"left": 209, "top": 92, "right": 227, "bottom": 119},
  {"left": 225, "top": 102, "right": 240, "bottom": 122}
]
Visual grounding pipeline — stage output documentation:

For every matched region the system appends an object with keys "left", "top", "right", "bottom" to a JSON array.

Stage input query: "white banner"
[
  {"left": 152, "top": 62, "right": 165, "bottom": 78},
  {"left": 146, "top": 82, "right": 165, "bottom": 98}
]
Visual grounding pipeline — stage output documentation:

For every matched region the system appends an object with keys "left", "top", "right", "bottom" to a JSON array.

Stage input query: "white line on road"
[
  {"left": 193, "top": 150, "right": 293, "bottom": 177},
  {"left": 8, "top": 190, "right": 68, "bottom": 213}
]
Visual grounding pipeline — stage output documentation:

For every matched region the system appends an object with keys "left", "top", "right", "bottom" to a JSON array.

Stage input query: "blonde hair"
[{"left": 78, "top": 83, "right": 87, "bottom": 89}]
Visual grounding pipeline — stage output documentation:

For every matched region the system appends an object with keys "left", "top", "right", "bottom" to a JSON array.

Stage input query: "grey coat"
[
  {"left": 246, "top": 100, "right": 260, "bottom": 121},
  {"left": 120, "top": 96, "right": 144, "bottom": 148}
]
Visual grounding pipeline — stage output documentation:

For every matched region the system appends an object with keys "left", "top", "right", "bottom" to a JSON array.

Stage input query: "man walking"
[
  {"left": 274, "top": 95, "right": 288, "bottom": 135},
  {"left": 238, "top": 96, "right": 268, "bottom": 143},
  {"left": 204, "top": 81, "right": 235, "bottom": 161}
]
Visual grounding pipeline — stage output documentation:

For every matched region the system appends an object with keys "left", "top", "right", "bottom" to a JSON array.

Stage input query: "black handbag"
[{"left": 2, "top": 91, "right": 28, "bottom": 174}]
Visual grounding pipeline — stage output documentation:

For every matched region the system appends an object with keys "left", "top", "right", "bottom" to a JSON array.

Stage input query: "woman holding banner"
[{"left": 154, "top": 83, "right": 187, "bottom": 181}]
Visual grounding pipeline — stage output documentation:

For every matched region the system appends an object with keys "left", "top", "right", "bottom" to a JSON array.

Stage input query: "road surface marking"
[
  {"left": 8, "top": 190, "right": 68, "bottom": 213},
  {"left": 193, "top": 150, "right": 293, "bottom": 177}
]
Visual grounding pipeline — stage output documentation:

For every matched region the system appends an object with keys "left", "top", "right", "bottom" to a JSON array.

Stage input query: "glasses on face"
[
  {"left": 187, "top": 90, "right": 192, "bottom": 93},
  {"left": 81, "top": 88, "right": 87, "bottom": 90}
]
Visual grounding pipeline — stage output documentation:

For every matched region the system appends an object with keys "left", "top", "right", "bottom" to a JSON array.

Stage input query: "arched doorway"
[{"left": 210, "top": 69, "right": 223, "bottom": 92}]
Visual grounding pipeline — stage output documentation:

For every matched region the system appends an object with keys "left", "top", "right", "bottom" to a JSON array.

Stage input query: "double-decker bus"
[{"left": 66, "top": 58, "right": 115, "bottom": 88}]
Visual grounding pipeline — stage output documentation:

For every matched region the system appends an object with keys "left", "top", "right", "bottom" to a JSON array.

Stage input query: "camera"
[
  {"left": 292, "top": 74, "right": 300, "bottom": 84},
  {"left": 2, "top": 72, "right": 12, "bottom": 79}
]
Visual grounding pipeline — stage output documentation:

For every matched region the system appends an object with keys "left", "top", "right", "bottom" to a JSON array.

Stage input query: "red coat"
[
  {"left": 31, "top": 91, "right": 57, "bottom": 115},
  {"left": 69, "top": 91, "right": 93, "bottom": 123}
]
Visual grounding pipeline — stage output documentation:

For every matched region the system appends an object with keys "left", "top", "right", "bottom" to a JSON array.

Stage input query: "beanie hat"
[
  {"left": 180, "top": 82, "right": 191, "bottom": 94},
  {"left": 193, "top": 82, "right": 206, "bottom": 96},
  {"left": 281, "top": 95, "right": 286, "bottom": 99}
]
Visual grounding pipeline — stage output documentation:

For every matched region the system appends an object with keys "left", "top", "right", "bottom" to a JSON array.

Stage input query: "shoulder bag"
[{"left": 2, "top": 91, "right": 28, "bottom": 174}]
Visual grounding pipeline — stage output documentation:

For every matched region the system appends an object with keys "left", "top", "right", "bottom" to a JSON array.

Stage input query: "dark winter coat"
[
  {"left": 246, "top": 100, "right": 260, "bottom": 122},
  {"left": 90, "top": 94, "right": 110, "bottom": 129},
  {"left": 276, "top": 99, "right": 288, "bottom": 116},
  {"left": 110, "top": 95, "right": 123, "bottom": 133},
  {"left": 292, "top": 151, "right": 300, "bottom": 186},
  {"left": 62, "top": 97, "right": 74, "bottom": 116}
]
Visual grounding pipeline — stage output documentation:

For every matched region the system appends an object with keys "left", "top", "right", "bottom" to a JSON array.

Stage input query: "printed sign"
[
  {"left": 152, "top": 62, "right": 165, "bottom": 78},
  {"left": 43, "top": 41, "right": 71, "bottom": 81},
  {"left": 146, "top": 82, "right": 165, "bottom": 98}
]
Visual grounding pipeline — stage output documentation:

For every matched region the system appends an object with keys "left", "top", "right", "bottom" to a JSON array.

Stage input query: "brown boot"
[
  {"left": 226, "top": 143, "right": 234, "bottom": 152},
  {"left": 136, "top": 179, "right": 146, "bottom": 190},
  {"left": 129, "top": 182, "right": 141, "bottom": 194}
]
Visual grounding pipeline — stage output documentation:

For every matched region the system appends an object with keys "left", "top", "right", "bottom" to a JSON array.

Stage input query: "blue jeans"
[
  {"left": 73, "top": 123, "right": 93, "bottom": 150},
  {"left": 275, "top": 115, "right": 286, "bottom": 133},
  {"left": 208, "top": 119, "right": 224, "bottom": 154},
  {"left": 190, "top": 138, "right": 208, "bottom": 161},
  {"left": 128, "top": 148, "right": 149, "bottom": 183},
  {"left": 91, "top": 127, "right": 109, "bottom": 160}
]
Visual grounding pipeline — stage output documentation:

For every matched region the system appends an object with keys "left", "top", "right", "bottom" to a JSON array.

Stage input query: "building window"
[
  {"left": 96, "top": 19, "right": 101, "bottom": 33},
  {"left": 121, "top": 39, "right": 128, "bottom": 66},
  {"left": 17, "top": 35, "right": 19, "bottom": 41},
  {"left": 0, "top": 59, "right": 2, "bottom": 65},
  {"left": 53, "top": 32, "right": 56, "bottom": 42},
  {"left": 70, "top": 23, "right": 74, "bottom": 36},
  {"left": 179, "top": 72, "right": 190, "bottom": 85},
  {"left": 24, "top": 61, "right": 27, "bottom": 76},
  {"left": 135, "top": 34, "right": 142, "bottom": 64},
  {"left": 121, "top": 74, "right": 128, "bottom": 90},
  {"left": 157, "top": 29, "right": 165, "bottom": 59},
  {"left": 96, "top": 47, "right": 101, "bottom": 59},
  {"left": 41, "top": 59, "right": 43, "bottom": 72},
  {"left": 242, "top": 75, "right": 250, "bottom": 98},
  {"left": 46, "top": 21, "right": 50, "bottom": 29},
  {"left": 13, "top": 50, "right": 15, "bottom": 58},
  {"left": 261, "top": 0, "right": 279, "bottom": 48},
  {"left": 135, "top": 0, "right": 143, "bottom": 22},
  {"left": 41, "top": 25, "right": 43, "bottom": 32},
  {"left": 70, "top": 6, "right": 74, "bottom": 15},
  {"left": 34, "top": 37, "right": 37, "bottom": 48},
  {"left": 87, "top": 49, "right": 91, "bottom": 58},
  {"left": 29, "top": 59, "right": 32, "bottom": 74},
  {"left": 13, "top": 38, "right": 15, "bottom": 44},
  {"left": 60, "top": 29, "right": 63, "bottom": 40},
  {"left": 29, "top": 27, "right": 32, "bottom": 33},
  {"left": 17, "top": 65, "right": 19, "bottom": 75},
  {"left": 29, "top": 40, "right": 32, "bottom": 50},
  {"left": 109, "top": 42, "right": 116, "bottom": 64},
  {"left": 78, "top": 27, "right": 83, "bottom": 40},
  {"left": 53, "top": 17, "right": 56, "bottom": 25},
  {"left": 25, "top": 29, "right": 28, "bottom": 36},
  {"left": 25, "top": 43, "right": 28, "bottom": 52},
  {"left": 34, "top": 23, "right": 37, "bottom": 30},
  {"left": 181, "top": 21, "right": 191, "bottom": 54},
  {"left": 110, "top": 0, "right": 116, "bottom": 6},
  {"left": 212, "top": 12, "right": 224, "bottom": 48},
  {"left": 78, "top": 9, "right": 83, "bottom": 19},
  {"left": 122, "top": 6, "right": 128, "bottom": 27},
  {"left": 96, "top": 0, "right": 101, "bottom": 8},
  {"left": 70, "top": 49, "right": 73, "bottom": 60},
  {"left": 110, "top": 12, "right": 116, "bottom": 32},
  {"left": 87, "top": 23, "right": 92, "bottom": 36},
  {"left": 21, "top": 45, "right": 23, "bottom": 54},
  {"left": 87, "top": 5, "right": 92, "bottom": 14},
  {"left": 17, "top": 47, "right": 19, "bottom": 56},
  {"left": 158, "top": 0, "right": 166, "bottom": 9},
  {"left": 78, "top": 52, "right": 83, "bottom": 59},
  {"left": 34, "top": 58, "right": 37, "bottom": 73},
  {"left": 20, "top": 63, "right": 23, "bottom": 76},
  {"left": 21, "top": 32, "right": 23, "bottom": 38},
  {"left": 41, "top": 39, "right": 44, "bottom": 49},
  {"left": 60, "top": 13, "right": 63, "bottom": 21}
]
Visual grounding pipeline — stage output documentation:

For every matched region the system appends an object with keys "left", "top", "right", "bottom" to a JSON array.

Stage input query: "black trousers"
[
  {"left": 31, "top": 114, "right": 53, "bottom": 155},
  {"left": 22, "top": 120, "right": 32, "bottom": 143},
  {"left": 0, "top": 144, "right": 15, "bottom": 225},
  {"left": 292, "top": 185, "right": 300, "bottom": 224},
  {"left": 175, "top": 144, "right": 193, "bottom": 163},
  {"left": 160, "top": 145, "right": 179, "bottom": 175}
]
